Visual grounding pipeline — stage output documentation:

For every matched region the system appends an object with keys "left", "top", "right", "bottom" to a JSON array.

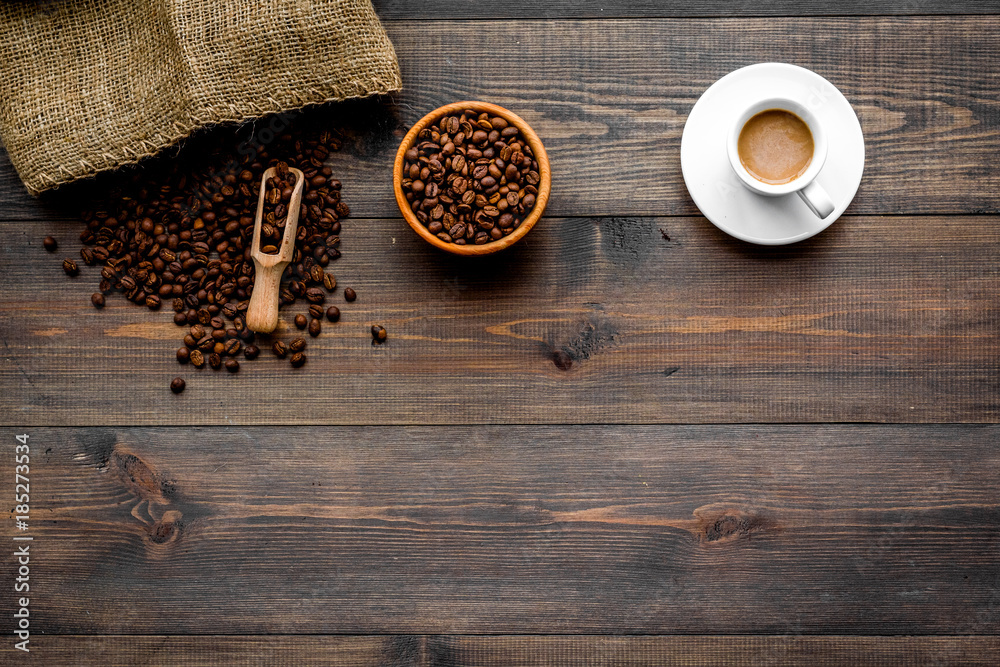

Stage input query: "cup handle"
[{"left": 797, "top": 180, "right": 835, "bottom": 219}]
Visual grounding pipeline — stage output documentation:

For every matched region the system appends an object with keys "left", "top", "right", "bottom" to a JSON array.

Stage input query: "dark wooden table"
[{"left": 2, "top": 2, "right": 999, "bottom": 664}]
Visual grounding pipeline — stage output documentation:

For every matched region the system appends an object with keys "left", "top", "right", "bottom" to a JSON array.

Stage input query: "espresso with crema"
[{"left": 737, "top": 109, "right": 814, "bottom": 185}]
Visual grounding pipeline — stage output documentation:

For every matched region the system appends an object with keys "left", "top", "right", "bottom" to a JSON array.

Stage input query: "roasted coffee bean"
[
  {"left": 289, "top": 337, "right": 307, "bottom": 353},
  {"left": 190, "top": 350, "right": 205, "bottom": 368},
  {"left": 170, "top": 377, "right": 186, "bottom": 394},
  {"left": 344, "top": 287, "right": 356, "bottom": 302},
  {"left": 323, "top": 273, "right": 336, "bottom": 291},
  {"left": 91, "top": 293, "right": 105, "bottom": 308},
  {"left": 305, "top": 287, "right": 325, "bottom": 304},
  {"left": 401, "top": 111, "right": 540, "bottom": 244},
  {"left": 371, "top": 324, "right": 387, "bottom": 344},
  {"left": 43, "top": 236, "right": 58, "bottom": 252},
  {"left": 243, "top": 344, "right": 260, "bottom": 360},
  {"left": 209, "top": 353, "right": 222, "bottom": 370},
  {"left": 326, "top": 306, "right": 340, "bottom": 322},
  {"left": 190, "top": 324, "right": 206, "bottom": 340},
  {"left": 308, "top": 304, "right": 324, "bottom": 319},
  {"left": 290, "top": 352, "right": 306, "bottom": 368},
  {"left": 66, "top": 119, "right": 355, "bottom": 390},
  {"left": 272, "top": 340, "right": 288, "bottom": 358},
  {"left": 308, "top": 318, "right": 321, "bottom": 337},
  {"left": 225, "top": 358, "right": 240, "bottom": 373},
  {"left": 294, "top": 313, "right": 307, "bottom": 329},
  {"left": 62, "top": 259, "right": 79, "bottom": 276},
  {"left": 177, "top": 347, "right": 190, "bottom": 364}
]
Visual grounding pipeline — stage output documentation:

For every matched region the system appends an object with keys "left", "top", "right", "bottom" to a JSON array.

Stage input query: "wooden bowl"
[{"left": 393, "top": 101, "right": 551, "bottom": 255}]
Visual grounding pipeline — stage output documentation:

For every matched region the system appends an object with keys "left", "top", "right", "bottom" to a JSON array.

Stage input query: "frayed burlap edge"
[
  {"left": 23, "top": 85, "right": 401, "bottom": 196},
  {"left": 0, "top": 0, "right": 402, "bottom": 196}
]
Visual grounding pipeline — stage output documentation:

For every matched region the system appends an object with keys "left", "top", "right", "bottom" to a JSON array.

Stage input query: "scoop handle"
[{"left": 246, "top": 259, "right": 287, "bottom": 333}]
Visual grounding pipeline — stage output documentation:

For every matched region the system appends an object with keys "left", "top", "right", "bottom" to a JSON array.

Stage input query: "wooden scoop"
[{"left": 246, "top": 166, "right": 304, "bottom": 333}]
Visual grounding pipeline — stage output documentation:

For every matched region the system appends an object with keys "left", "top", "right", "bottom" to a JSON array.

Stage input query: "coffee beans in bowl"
[{"left": 394, "top": 101, "right": 550, "bottom": 255}]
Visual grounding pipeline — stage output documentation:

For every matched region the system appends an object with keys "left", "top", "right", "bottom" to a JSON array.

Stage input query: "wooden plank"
[
  {"left": 1, "top": 214, "right": 996, "bottom": 425},
  {"left": 2, "top": 18, "right": 999, "bottom": 220},
  {"left": 372, "top": 1, "right": 999, "bottom": 19},
  {"left": 4, "top": 17, "right": 998, "bottom": 220},
  {"left": 16, "top": 635, "right": 1000, "bottom": 666},
  {"left": 5, "top": 636, "right": 419, "bottom": 666},
  {"left": 2, "top": 425, "right": 998, "bottom": 634},
  {"left": 437, "top": 636, "right": 1000, "bottom": 666}
]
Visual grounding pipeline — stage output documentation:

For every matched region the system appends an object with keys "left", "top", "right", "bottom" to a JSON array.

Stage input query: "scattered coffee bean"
[
  {"left": 272, "top": 340, "right": 288, "bottom": 358},
  {"left": 177, "top": 347, "right": 190, "bottom": 364},
  {"left": 209, "top": 353, "right": 222, "bottom": 370},
  {"left": 224, "top": 338, "right": 242, "bottom": 356},
  {"left": 400, "top": 109, "right": 541, "bottom": 245},
  {"left": 294, "top": 313, "right": 307, "bottom": 329},
  {"left": 60, "top": 118, "right": 362, "bottom": 391},
  {"left": 225, "top": 359, "right": 240, "bottom": 373},
  {"left": 290, "top": 352, "right": 306, "bottom": 368},
  {"left": 289, "top": 337, "right": 307, "bottom": 353},
  {"left": 170, "top": 377, "right": 186, "bottom": 394},
  {"left": 308, "top": 318, "right": 321, "bottom": 337},
  {"left": 308, "top": 304, "right": 324, "bottom": 319},
  {"left": 326, "top": 306, "right": 340, "bottom": 322},
  {"left": 344, "top": 287, "right": 356, "bottom": 302},
  {"left": 371, "top": 324, "right": 387, "bottom": 344},
  {"left": 305, "top": 287, "right": 325, "bottom": 304},
  {"left": 91, "top": 293, "right": 105, "bottom": 308},
  {"left": 43, "top": 236, "right": 58, "bottom": 252}
]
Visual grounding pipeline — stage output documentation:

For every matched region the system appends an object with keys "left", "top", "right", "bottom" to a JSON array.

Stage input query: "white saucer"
[{"left": 680, "top": 63, "right": 865, "bottom": 245}]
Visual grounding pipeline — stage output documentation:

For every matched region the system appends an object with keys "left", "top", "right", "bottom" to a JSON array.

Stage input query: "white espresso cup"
[{"left": 726, "top": 97, "right": 834, "bottom": 219}]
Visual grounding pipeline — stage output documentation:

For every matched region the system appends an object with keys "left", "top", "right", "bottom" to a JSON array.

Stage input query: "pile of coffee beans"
[
  {"left": 53, "top": 115, "right": 364, "bottom": 393},
  {"left": 400, "top": 109, "right": 540, "bottom": 245},
  {"left": 259, "top": 165, "right": 300, "bottom": 254}
]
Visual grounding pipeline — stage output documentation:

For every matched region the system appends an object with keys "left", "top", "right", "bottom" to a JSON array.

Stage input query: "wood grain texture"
[
  {"left": 2, "top": 214, "right": 996, "bottom": 425},
  {"left": 372, "top": 0, "right": 1000, "bottom": 19},
  {"left": 2, "top": 425, "right": 997, "bottom": 635},
  {"left": 5, "top": 17, "right": 996, "bottom": 220},
  {"left": 436, "top": 636, "right": 1000, "bottom": 666},
  {"left": 2, "top": 636, "right": 419, "bottom": 666},
  {"left": 14, "top": 635, "right": 1000, "bottom": 666}
]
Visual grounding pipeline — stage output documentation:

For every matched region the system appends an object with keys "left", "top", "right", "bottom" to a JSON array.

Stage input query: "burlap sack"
[{"left": 0, "top": 0, "right": 401, "bottom": 195}]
